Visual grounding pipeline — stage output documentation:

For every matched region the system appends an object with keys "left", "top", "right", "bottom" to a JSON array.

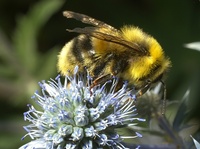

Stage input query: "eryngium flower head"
[{"left": 20, "top": 67, "right": 144, "bottom": 149}]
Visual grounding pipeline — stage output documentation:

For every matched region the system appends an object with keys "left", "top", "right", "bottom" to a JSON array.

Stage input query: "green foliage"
[
  {"left": 184, "top": 42, "right": 200, "bottom": 52},
  {"left": 191, "top": 136, "right": 200, "bottom": 149},
  {"left": 0, "top": 0, "right": 64, "bottom": 105},
  {"left": 125, "top": 86, "right": 200, "bottom": 149},
  {"left": 0, "top": 1, "right": 64, "bottom": 148}
]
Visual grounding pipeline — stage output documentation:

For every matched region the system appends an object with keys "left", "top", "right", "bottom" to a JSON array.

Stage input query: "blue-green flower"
[{"left": 20, "top": 67, "right": 144, "bottom": 149}]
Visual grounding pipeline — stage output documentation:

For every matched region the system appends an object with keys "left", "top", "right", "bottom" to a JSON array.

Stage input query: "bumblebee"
[{"left": 58, "top": 11, "right": 171, "bottom": 97}]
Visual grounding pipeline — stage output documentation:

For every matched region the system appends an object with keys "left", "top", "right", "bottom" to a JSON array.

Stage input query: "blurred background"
[{"left": 0, "top": 0, "right": 200, "bottom": 148}]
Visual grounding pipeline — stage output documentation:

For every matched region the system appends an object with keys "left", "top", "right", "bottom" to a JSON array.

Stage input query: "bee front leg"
[
  {"left": 89, "top": 74, "right": 113, "bottom": 95},
  {"left": 90, "top": 74, "right": 113, "bottom": 89}
]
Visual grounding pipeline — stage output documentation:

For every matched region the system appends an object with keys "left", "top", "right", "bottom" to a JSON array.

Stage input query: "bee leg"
[
  {"left": 160, "top": 80, "right": 167, "bottom": 115},
  {"left": 90, "top": 74, "right": 112, "bottom": 89},
  {"left": 135, "top": 82, "right": 151, "bottom": 98},
  {"left": 90, "top": 74, "right": 114, "bottom": 95},
  {"left": 90, "top": 74, "right": 112, "bottom": 95}
]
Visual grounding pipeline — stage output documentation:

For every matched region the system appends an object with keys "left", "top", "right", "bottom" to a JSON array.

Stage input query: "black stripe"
[
  {"left": 111, "top": 56, "right": 128, "bottom": 75},
  {"left": 71, "top": 37, "right": 84, "bottom": 62},
  {"left": 92, "top": 53, "right": 113, "bottom": 76},
  {"left": 78, "top": 35, "right": 93, "bottom": 52},
  {"left": 71, "top": 35, "right": 93, "bottom": 62}
]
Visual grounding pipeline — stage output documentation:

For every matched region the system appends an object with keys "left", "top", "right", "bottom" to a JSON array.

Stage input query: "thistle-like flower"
[{"left": 20, "top": 67, "right": 144, "bottom": 149}]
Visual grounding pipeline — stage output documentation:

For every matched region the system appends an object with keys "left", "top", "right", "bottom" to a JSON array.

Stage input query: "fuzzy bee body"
[{"left": 58, "top": 11, "right": 171, "bottom": 93}]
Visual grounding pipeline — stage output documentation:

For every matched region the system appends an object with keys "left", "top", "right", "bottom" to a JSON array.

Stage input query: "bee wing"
[
  {"left": 67, "top": 27, "right": 145, "bottom": 55},
  {"left": 63, "top": 11, "right": 118, "bottom": 32}
]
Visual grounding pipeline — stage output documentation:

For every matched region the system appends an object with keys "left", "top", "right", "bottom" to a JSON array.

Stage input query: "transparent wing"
[
  {"left": 67, "top": 27, "right": 145, "bottom": 55},
  {"left": 63, "top": 11, "right": 117, "bottom": 31},
  {"left": 63, "top": 11, "right": 148, "bottom": 55}
]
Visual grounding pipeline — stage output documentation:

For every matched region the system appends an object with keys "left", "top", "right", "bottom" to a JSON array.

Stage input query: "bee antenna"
[{"left": 160, "top": 80, "right": 166, "bottom": 115}]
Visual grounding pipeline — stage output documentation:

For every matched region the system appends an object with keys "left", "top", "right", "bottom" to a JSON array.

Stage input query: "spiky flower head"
[{"left": 20, "top": 67, "right": 144, "bottom": 149}]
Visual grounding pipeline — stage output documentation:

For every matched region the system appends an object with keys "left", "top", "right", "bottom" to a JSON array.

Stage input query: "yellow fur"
[
  {"left": 121, "top": 26, "right": 145, "bottom": 42},
  {"left": 57, "top": 40, "right": 79, "bottom": 75},
  {"left": 120, "top": 26, "right": 171, "bottom": 87}
]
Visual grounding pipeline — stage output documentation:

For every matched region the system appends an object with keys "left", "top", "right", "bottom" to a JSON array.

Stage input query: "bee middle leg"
[{"left": 135, "top": 82, "right": 151, "bottom": 98}]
